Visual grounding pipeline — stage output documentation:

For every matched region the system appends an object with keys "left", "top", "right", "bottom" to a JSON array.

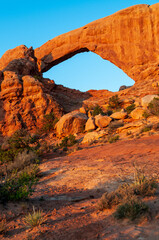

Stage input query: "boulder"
[
  {"left": 56, "top": 111, "right": 88, "bottom": 137},
  {"left": 85, "top": 117, "right": 96, "bottom": 132},
  {"left": 141, "top": 95, "right": 159, "bottom": 108},
  {"left": 95, "top": 114, "right": 112, "bottom": 128},
  {"left": 82, "top": 130, "right": 107, "bottom": 144},
  {"left": 130, "top": 107, "right": 145, "bottom": 120},
  {"left": 110, "top": 111, "right": 127, "bottom": 120}
]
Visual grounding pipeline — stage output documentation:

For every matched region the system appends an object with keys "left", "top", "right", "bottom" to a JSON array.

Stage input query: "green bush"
[
  {"left": 148, "top": 97, "right": 159, "bottom": 116},
  {"left": 114, "top": 198, "right": 148, "bottom": 220},
  {"left": 140, "top": 125, "right": 152, "bottom": 133},
  {"left": 0, "top": 165, "right": 38, "bottom": 202},
  {"left": 92, "top": 105, "right": 104, "bottom": 117},
  {"left": 108, "top": 95, "right": 121, "bottom": 110},
  {"left": 126, "top": 103, "right": 136, "bottom": 114},
  {"left": 108, "top": 135, "right": 119, "bottom": 143},
  {"left": 0, "top": 130, "right": 40, "bottom": 164},
  {"left": 42, "top": 112, "right": 58, "bottom": 133},
  {"left": 60, "top": 134, "right": 77, "bottom": 148}
]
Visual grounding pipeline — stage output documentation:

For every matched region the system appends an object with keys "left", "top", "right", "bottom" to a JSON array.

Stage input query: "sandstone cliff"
[{"left": 0, "top": 4, "right": 159, "bottom": 136}]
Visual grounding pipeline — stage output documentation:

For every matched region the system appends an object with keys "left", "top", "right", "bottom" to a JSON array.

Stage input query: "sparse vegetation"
[
  {"left": 23, "top": 206, "right": 45, "bottom": 228},
  {"left": 142, "top": 110, "right": 150, "bottom": 119},
  {"left": 97, "top": 165, "right": 157, "bottom": 220},
  {"left": 108, "top": 135, "right": 119, "bottom": 143},
  {"left": 42, "top": 112, "right": 58, "bottom": 133},
  {"left": 0, "top": 129, "right": 40, "bottom": 202},
  {"left": 92, "top": 105, "right": 104, "bottom": 116},
  {"left": 108, "top": 121, "right": 124, "bottom": 134},
  {"left": 148, "top": 97, "right": 159, "bottom": 116},
  {"left": 140, "top": 125, "right": 152, "bottom": 133},
  {"left": 108, "top": 95, "right": 121, "bottom": 111},
  {"left": 60, "top": 134, "right": 77, "bottom": 148},
  {"left": 126, "top": 103, "right": 136, "bottom": 114},
  {"left": 114, "top": 198, "right": 148, "bottom": 220}
]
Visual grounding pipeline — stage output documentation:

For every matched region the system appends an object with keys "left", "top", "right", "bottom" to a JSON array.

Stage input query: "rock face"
[
  {"left": 34, "top": 4, "right": 159, "bottom": 83},
  {"left": 0, "top": 71, "right": 63, "bottom": 136},
  {"left": 1, "top": 3, "right": 159, "bottom": 136}
]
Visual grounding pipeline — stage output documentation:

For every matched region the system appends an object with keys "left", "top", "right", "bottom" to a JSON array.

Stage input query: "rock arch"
[{"left": 35, "top": 3, "right": 159, "bottom": 83}]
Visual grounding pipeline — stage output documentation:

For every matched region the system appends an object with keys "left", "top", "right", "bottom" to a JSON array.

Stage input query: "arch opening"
[{"left": 43, "top": 52, "right": 135, "bottom": 92}]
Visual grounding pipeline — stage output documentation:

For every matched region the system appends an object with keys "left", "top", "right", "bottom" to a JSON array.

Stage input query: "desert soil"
[{"left": 1, "top": 134, "right": 159, "bottom": 240}]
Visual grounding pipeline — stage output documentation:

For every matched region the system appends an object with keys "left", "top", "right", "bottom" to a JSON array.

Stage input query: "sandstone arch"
[{"left": 34, "top": 3, "right": 159, "bottom": 83}]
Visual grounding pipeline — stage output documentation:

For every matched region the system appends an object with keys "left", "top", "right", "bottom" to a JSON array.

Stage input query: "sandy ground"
[{"left": 1, "top": 134, "right": 159, "bottom": 240}]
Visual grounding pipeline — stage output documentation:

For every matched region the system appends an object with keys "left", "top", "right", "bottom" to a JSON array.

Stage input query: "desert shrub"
[
  {"left": 108, "top": 121, "right": 124, "bottom": 134},
  {"left": 60, "top": 134, "right": 77, "bottom": 148},
  {"left": 23, "top": 206, "right": 45, "bottom": 228},
  {"left": 152, "top": 122, "right": 159, "bottom": 131},
  {"left": 97, "top": 166, "right": 157, "bottom": 220},
  {"left": 0, "top": 130, "right": 40, "bottom": 164},
  {"left": 114, "top": 198, "right": 148, "bottom": 220},
  {"left": 132, "top": 165, "right": 157, "bottom": 196},
  {"left": 140, "top": 124, "right": 152, "bottom": 133},
  {"left": 0, "top": 165, "right": 38, "bottom": 202},
  {"left": 148, "top": 97, "right": 159, "bottom": 116},
  {"left": 92, "top": 105, "right": 104, "bottom": 117},
  {"left": 4, "top": 150, "right": 39, "bottom": 175},
  {"left": 142, "top": 110, "right": 150, "bottom": 119},
  {"left": 126, "top": 103, "right": 136, "bottom": 114},
  {"left": 108, "top": 95, "right": 121, "bottom": 110},
  {"left": 42, "top": 112, "right": 58, "bottom": 133},
  {"left": 108, "top": 135, "right": 119, "bottom": 143}
]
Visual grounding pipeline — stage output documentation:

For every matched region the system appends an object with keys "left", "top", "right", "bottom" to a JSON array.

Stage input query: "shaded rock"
[
  {"left": 0, "top": 45, "right": 28, "bottom": 71},
  {"left": 119, "top": 85, "right": 131, "bottom": 91},
  {"left": 0, "top": 71, "right": 22, "bottom": 99},
  {"left": 85, "top": 117, "right": 96, "bottom": 132},
  {"left": 110, "top": 111, "right": 127, "bottom": 120},
  {"left": 130, "top": 107, "right": 145, "bottom": 120},
  {"left": 141, "top": 95, "right": 159, "bottom": 108},
  {"left": 95, "top": 114, "right": 112, "bottom": 128},
  {"left": 88, "top": 110, "right": 94, "bottom": 118},
  {"left": 82, "top": 130, "right": 107, "bottom": 144},
  {"left": 56, "top": 111, "right": 88, "bottom": 137}
]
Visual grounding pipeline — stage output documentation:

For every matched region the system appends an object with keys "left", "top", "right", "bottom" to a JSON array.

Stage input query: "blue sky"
[{"left": 0, "top": 0, "right": 158, "bottom": 92}]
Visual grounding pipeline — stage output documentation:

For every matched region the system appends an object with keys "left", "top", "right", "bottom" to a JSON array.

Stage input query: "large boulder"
[
  {"left": 110, "top": 111, "right": 127, "bottom": 120},
  {"left": 82, "top": 130, "right": 107, "bottom": 144},
  {"left": 130, "top": 107, "right": 145, "bottom": 120},
  {"left": 85, "top": 117, "right": 96, "bottom": 132},
  {"left": 95, "top": 114, "right": 112, "bottom": 128},
  {"left": 141, "top": 95, "right": 159, "bottom": 108},
  {"left": 56, "top": 111, "right": 88, "bottom": 137}
]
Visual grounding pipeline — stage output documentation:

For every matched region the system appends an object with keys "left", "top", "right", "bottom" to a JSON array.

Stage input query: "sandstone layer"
[
  {"left": 1, "top": 4, "right": 159, "bottom": 136},
  {"left": 34, "top": 4, "right": 159, "bottom": 82}
]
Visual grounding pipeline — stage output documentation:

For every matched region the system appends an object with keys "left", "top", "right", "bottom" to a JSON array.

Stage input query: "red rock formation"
[
  {"left": 1, "top": 3, "right": 159, "bottom": 136},
  {"left": 34, "top": 4, "right": 159, "bottom": 82}
]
